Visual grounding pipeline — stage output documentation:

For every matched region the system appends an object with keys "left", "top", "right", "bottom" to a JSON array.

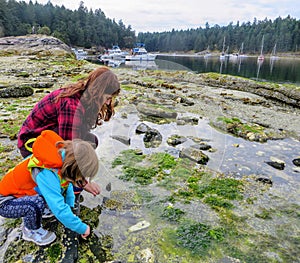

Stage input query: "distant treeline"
[
  {"left": 0, "top": 0, "right": 299, "bottom": 54},
  {"left": 140, "top": 16, "right": 300, "bottom": 54},
  {"left": 0, "top": 0, "right": 136, "bottom": 49}
]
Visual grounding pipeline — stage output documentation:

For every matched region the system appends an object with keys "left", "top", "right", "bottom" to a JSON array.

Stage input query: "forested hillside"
[
  {"left": 139, "top": 16, "right": 300, "bottom": 54},
  {"left": 0, "top": 0, "right": 136, "bottom": 49},
  {"left": 0, "top": 0, "right": 299, "bottom": 54}
]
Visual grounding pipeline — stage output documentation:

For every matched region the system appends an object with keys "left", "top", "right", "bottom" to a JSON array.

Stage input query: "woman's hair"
[
  {"left": 57, "top": 67, "right": 120, "bottom": 128},
  {"left": 57, "top": 139, "right": 99, "bottom": 181}
]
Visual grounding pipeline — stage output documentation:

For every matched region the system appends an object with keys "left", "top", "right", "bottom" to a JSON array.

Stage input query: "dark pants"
[{"left": 0, "top": 195, "right": 45, "bottom": 230}]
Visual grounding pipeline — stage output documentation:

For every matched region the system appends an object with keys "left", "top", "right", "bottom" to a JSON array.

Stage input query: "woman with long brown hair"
[{"left": 17, "top": 66, "right": 120, "bottom": 196}]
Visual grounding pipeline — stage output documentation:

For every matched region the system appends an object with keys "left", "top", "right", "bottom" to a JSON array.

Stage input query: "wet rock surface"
[
  {"left": 0, "top": 35, "right": 299, "bottom": 262},
  {"left": 0, "top": 35, "right": 74, "bottom": 57}
]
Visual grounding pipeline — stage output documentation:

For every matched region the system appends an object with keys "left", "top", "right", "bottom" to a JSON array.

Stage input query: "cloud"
[{"left": 23, "top": 0, "right": 299, "bottom": 33}]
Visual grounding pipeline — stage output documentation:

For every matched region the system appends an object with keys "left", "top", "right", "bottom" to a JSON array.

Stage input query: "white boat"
[
  {"left": 99, "top": 45, "right": 128, "bottom": 62},
  {"left": 230, "top": 42, "right": 247, "bottom": 59},
  {"left": 125, "top": 43, "right": 157, "bottom": 61},
  {"left": 72, "top": 48, "right": 88, "bottom": 60},
  {"left": 257, "top": 35, "right": 265, "bottom": 61},
  {"left": 238, "top": 42, "right": 248, "bottom": 58},
  {"left": 270, "top": 43, "right": 279, "bottom": 60},
  {"left": 220, "top": 37, "right": 226, "bottom": 60},
  {"left": 203, "top": 45, "right": 211, "bottom": 58}
]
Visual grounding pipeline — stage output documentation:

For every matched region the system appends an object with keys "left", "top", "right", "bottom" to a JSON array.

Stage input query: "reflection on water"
[
  {"left": 93, "top": 109, "right": 300, "bottom": 187},
  {"left": 124, "top": 60, "right": 158, "bottom": 70},
  {"left": 93, "top": 54, "right": 300, "bottom": 84},
  {"left": 256, "top": 58, "right": 264, "bottom": 80},
  {"left": 155, "top": 55, "right": 300, "bottom": 84}
]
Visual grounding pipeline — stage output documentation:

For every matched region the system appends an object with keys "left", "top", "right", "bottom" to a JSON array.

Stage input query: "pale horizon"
[{"left": 23, "top": 0, "right": 299, "bottom": 33}]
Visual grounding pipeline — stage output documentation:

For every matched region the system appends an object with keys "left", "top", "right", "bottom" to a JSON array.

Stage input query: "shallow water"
[
  {"left": 94, "top": 106, "right": 300, "bottom": 185},
  {"left": 80, "top": 105, "right": 300, "bottom": 262}
]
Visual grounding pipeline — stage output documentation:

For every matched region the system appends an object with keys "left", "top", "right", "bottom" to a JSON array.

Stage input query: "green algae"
[
  {"left": 157, "top": 202, "right": 299, "bottom": 263},
  {"left": 0, "top": 156, "right": 22, "bottom": 175},
  {"left": 148, "top": 152, "right": 177, "bottom": 169},
  {"left": 120, "top": 84, "right": 135, "bottom": 91},
  {"left": 111, "top": 149, "right": 145, "bottom": 168},
  {"left": 0, "top": 143, "right": 14, "bottom": 154},
  {"left": 255, "top": 208, "right": 274, "bottom": 219},
  {"left": 2, "top": 218, "right": 21, "bottom": 229},
  {"left": 203, "top": 196, "right": 234, "bottom": 210},
  {"left": 216, "top": 116, "right": 268, "bottom": 141},
  {"left": 175, "top": 172, "right": 244, "bottom": 207},
  {"left": 157, "top": 220, "right": 228, "bottom": 262},
  {"left": 47, "top": 243, "right": 62, "bottom": 263},
  {"left": 113, "top": 151, "right": 178, "bottom": 185},
  {"left": 0, "top": 120, "right": 21, "bottom": 136},
  {"left": 161, "top": 205, "right": 185, "bottom": 222},
  {"left": 176, "top": 221, "right": 226, "bottom": 252},
  {"left": 121, "top": 166, "right": 157, "bottom": 185}
]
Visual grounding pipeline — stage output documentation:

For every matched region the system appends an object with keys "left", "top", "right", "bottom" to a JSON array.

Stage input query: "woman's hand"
[
  {"left": 83, "top": 182, "right": 101, "bottom": 196},
  {"left": 81, "top": 225, "right": 90, "bottom": 239}
]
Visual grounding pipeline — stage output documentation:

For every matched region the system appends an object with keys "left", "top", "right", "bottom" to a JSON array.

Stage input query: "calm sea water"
[{"left": 119, "top": 55, "right": 300, "bottom": 85}]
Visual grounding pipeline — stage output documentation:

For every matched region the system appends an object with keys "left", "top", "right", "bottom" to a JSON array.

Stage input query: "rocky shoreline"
[{"left": 0, "top": 36, "right": 300, "bottom": 263}]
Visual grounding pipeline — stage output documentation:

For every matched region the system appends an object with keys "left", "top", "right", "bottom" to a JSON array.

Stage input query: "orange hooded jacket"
[{"left": 0, "top": 130, "right": 68, "bottom": 197}]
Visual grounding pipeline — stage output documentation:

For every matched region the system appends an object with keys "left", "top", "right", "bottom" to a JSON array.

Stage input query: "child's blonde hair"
[{"left": 57, "top": 139, "right": 99, "bottom": 181}]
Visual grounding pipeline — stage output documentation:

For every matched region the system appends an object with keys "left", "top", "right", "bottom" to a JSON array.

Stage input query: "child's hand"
[
  {"left": 83, "top": 182, "right": 101, "bottom": 196},
  {"left": 81, "top": 225, "right": 90, "bottom": 239}
]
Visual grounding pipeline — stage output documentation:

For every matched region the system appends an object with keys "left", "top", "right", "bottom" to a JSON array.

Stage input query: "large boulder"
[{"left": 0, "top": 35, "right": 74, "bottom": 57}]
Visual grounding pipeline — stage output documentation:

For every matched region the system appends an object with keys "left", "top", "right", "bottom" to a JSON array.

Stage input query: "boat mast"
[{"left": 260, "top": 35, "right": 264, "bottom": 56}]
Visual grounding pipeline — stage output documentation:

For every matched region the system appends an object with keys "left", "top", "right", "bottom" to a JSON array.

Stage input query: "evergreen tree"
[{"left": 0, "top": 1, "right": 298, "bottom": 53}]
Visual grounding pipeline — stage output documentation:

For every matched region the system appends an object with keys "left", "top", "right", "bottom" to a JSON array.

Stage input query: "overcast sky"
[{"left": 25, "top": 0, "right": 299, "bottom": 33}]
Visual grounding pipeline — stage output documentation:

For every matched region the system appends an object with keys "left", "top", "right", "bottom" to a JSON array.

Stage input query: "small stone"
[
  {"left": 292, "top": 157, "right": 300, "bottom": 166},
  {"left": 128, "top": 220, "right": 150, "bottom": 232}
]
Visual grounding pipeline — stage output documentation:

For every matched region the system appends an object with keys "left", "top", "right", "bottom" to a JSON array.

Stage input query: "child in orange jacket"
[{"left": 0, "top": 130, "right": 99, "bottom": 246}]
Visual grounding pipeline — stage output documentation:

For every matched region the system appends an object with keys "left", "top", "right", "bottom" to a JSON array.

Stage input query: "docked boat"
[
  {"left": 125, "top": 43, "right": 157, "bottom": 61},
  {"left": 270, "top": 43, "right": 279, "bottom": 60},
  {"left": 72, "top": 48, "right": 88, "bottom": 60},
  {"left": 220, "top": 37, "right": 226, "bottom": 60},
  {"left": 99, "top": 45, "right": 128, "bottom": 62},
  {"left": 257, "top": 35, "right": 265, "bottom": 61},
  {"left": 229, "top": 42, "right": 247, "bottom": 59}
]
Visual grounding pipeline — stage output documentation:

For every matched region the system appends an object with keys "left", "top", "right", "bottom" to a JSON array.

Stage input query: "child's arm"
[
  {"left": 65, "top": 183, "right": 75, "bottom": 207},
  {"left": 35, "top": 169, "right": 88, "bottom": 235}
]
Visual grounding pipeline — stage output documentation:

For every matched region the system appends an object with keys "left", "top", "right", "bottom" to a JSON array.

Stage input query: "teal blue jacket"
[{"left": 35, "top": 169, "right": 87, "bottom": 235}]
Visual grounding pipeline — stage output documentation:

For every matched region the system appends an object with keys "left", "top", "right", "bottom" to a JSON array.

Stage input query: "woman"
[
  {"left": 17, "top": 66, "right": 120, "bottom": 196},
  {"left": 0, "top": 130, "right": 99, "bottom": 246}
]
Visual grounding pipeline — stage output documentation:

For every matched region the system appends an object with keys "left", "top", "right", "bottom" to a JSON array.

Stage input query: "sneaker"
[
  {"left": 42, "top": 207, "right": 54, "bottom": 218},
  {"left": 22, "top": 227, "right": 56, "bottom": 246}
]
